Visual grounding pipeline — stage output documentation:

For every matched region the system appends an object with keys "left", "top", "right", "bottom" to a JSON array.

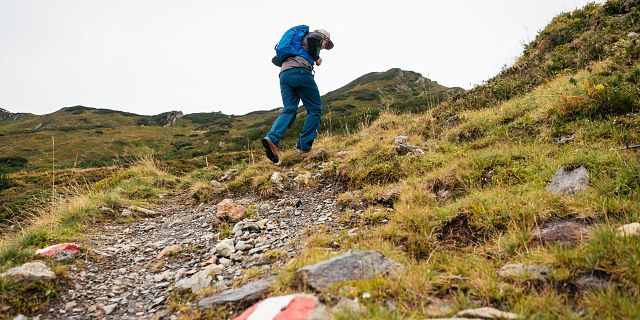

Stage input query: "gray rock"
[
  {"left": 616, "top": 222, "right": 640, "bottom": 237},
  {"left": 235, "top": 241, "right": 248, "bottom": 251},
  {"left": 330, "top": 297, "right": 366, "bottom": 316},
  {"left": 628, "top": 32, "right": 639, "bottom": 39},
  {"left": 270, "top": 172, "right": 283, "bottom": 185},
  {"left": 175, "top": 265, "right": 222, "bottom": 292},
  {"left": 498, "top": 264, "right": 549, "bottom": 280},
  {"left": 0, "top": 261, "right": 55, "bottom": 282},
  {"left": 13, "top": 315, "right": 29, "bottom": 320},
  {"left": 215, "top": 239, "right": 235, "bottom": 257},
  {"left": 296, "top": 250, "right": 400, "bottom": 291},
  {"left": 395, "top": 144, "right": 421, "bottom": 155},
  {"left": 393, "top": 136, "right": 409, "bottom": 145},
  {"left": 530, "top": 220, "right": 589, "bottom": 246},
  {"left": 232, "top": 221, "right": 244, "bottom": 234},
  {"left": 546, "top": 166, "right": 589, "bottom": 196},
  {"left": 573, "top": 275, "right": 610, "bottom": 290},
  {"left": 259, "top": 203, "right": 271, "bottom": 214},
  {"left": 102, "top": 303, "right": 118, "bottom": 315},
  {"left": 198, "top": 277, "right": 274, "bottom": 308},
  {"left": 456, "top": 307, "right": 522, "bottom": 319}
]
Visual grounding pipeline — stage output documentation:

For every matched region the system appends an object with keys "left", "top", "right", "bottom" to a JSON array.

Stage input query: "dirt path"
[{"left": 49, "top": 174, "right": 344, "bottom": 319}]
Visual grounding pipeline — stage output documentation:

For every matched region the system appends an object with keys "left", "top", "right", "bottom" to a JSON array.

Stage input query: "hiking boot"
[{"left": 261, "top": 137, "right": 280, "bottom": 163}]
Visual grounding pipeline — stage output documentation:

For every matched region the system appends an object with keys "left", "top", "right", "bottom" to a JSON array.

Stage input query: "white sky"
[{"left": 0, "top": 0, "right": 603, "bottom": 116}]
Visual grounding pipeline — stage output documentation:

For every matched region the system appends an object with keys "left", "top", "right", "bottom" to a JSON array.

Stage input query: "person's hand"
[{"left": 316, "top": 57, "right": 322, "bottom": 66}]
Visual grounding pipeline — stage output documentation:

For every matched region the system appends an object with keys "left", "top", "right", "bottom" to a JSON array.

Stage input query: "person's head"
[{"left": 314, "top": 29, "right": 334, "bottom": 50}]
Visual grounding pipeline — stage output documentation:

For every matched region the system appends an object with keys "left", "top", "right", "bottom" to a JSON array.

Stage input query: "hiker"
[{"left": 261, "top": 26, "right": 334, "bottom": 164}]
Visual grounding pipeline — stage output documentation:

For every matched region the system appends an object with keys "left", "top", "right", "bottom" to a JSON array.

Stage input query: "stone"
[
  {"left": 13, "top": 315, "right": 29, "bottom": 320},
  {"left": 156, "top": 245, "right": 182, "bottom": 259},
  {"left": 175, "top": 264, "right": 222, "bottom": 293},
  {"left": 219, "top": 257, "right": 233, "bottom": 267},
  {"left": 573, "top": 275, "right": 610, "bottom": 290},
  {"left": 393, "top": 135, "right": 409, "bottom": 144},
  {"left": 628, "top": 31, "right": 639, "bottom": 39},
  {"left": 235, "top": 241, "right": 248, "bottom": 251},
  {"left": 553, "top": 134, "right": 575, "bottom": 144},
  {"left": 210, "top": 180, "right": 224, "bottom": 188},
  {"left": 1, "top": 261, "right": 56, "bottom": 282},
  {"left": 232, "top": 221, "right": 244, "bottom": 234},
  {"left": 199, "top": 276, "right": 274, "bottom": 308},
  {"left": 294, "top": 173, "right": 310, "bottom": 184},
  {"left": 306, "top": 149, "right": 329, "bottom": 162},
  {"left": 456, "top": 307, "right": 522, "bottom": 319},
  {"left": 498, "top": 263, "right": 549, "bottom": 280},
  {"left": 129, "top": 205, "right": 157, "bottom": 216},
  {"left": 336, "top": 151, "right": 350, "bottom": 157},
  {"left": 530, "top": 220, "right": 589, "bottom": 246},
  {"left": 35, "top": 243, "right": 80, "bottom": 260},
  {"left": 546, "top": 166, "right": 589, "bottom": 196},
  {"left": 271, "top": 172, "right": 283, "bottom": 185},
  {"left": 395, "top": 143, "right": 421, "bottom": 155},
  {"left": 215, "top": 239, "right": 235, "bottom": 257},
  {"left": 616, "top": 222, "right": 640, "bottom": 237},
  {"left": 424, "top": 299, "right": 454, "bottom": 317},
  {"left": 296, "top": 250, "right": 400, "bottom": 291},
  {"left": 330, "top": 297, "right": 366, "bottom": 316},
  {"left": 233, "top": 294, "right": 330, "bottom": 320},
  {"left": 376, "top": 187, "right": 402, "bottom": 206},
  {"left": 259, "top": 203, "right": 271, "bottom": 214},
  {"left": 65, "top": 301, "right": 78, "bottom": 311},
  {"left": 216, "top": 199, "right": 246, "bottom": 222},
  {"left": 102, "top": 303, "right": 117, "bottom": 315}
]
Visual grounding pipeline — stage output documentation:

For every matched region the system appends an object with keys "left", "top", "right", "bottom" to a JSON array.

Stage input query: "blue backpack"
[{"left": 274, "top": 25, "right": 315, "bottom": 66}]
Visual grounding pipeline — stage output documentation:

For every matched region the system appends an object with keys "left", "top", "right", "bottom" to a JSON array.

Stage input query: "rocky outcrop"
[
  {"left": 0, "top": 108, "right": 33, "bottom": 122},
  {"left": 160, "top": 111, "right": 183, "bottom": 127}
]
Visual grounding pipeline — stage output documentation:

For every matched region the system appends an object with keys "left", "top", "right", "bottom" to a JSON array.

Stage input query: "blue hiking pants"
[{"left": 266, "top": 68, "right": 322, "bottom": 151}]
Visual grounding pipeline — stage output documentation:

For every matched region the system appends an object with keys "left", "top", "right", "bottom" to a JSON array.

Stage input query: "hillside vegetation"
[
  {"left": 1, "top": 0, "right": 639, "bottom": 318},
  {"left": 197, "top": 1, "right": 640, "bottom": 318}
]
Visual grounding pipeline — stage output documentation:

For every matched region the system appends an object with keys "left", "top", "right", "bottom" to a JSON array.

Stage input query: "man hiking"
[{"left": 262, "top": 26, "right": 334, "bottom": 164}]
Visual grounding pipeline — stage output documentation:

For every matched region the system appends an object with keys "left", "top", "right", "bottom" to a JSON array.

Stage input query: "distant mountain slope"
[{"left": 0, "top": 69, "right": 458, "bottom": 169}]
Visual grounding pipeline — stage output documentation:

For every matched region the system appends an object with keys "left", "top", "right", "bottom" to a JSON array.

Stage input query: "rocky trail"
[{"left": 46, "top": 171, "right": 348, "bottom": 319}]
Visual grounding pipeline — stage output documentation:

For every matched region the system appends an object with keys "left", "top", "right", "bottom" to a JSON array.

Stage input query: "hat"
[{"left": 315, "top": 29, "right": 334, "bottom": 50}]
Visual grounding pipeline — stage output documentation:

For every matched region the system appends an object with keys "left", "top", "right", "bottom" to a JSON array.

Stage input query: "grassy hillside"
[{"left": 200, "top": 1, "right": 640, "bottom": 318}]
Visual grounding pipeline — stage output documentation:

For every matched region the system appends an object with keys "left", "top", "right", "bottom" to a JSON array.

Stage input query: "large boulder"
[
  {"left": 216, "top": 199, "right": 246, "bottom": 222},
  {"left": 232, "top": 294, "right": 330, "bottom": 320},
  {"left": 546, "top": 166, "right": 589, "bottom": 196},
  {"left": 0, "top": 261, "right": 56, "bottom": 282},
  {"left": 199, "top": 276, "right": 274, "bottom": 308},
  {"left": 296, "top": 250, "right": 400, "bottom": 292}
]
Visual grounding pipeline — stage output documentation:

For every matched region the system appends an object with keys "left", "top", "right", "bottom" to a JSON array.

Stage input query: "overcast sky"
[{"left": 0, "top": 0, "right": 603, "bottom": 116}]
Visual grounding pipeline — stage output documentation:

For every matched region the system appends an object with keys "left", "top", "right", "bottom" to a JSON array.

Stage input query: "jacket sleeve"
[{"left": 305, "top": 32, "right": 323, "bottom": 61}]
